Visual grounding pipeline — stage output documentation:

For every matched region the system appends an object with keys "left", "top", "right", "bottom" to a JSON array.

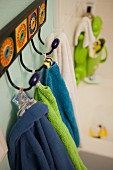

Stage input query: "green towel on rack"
[{"left": 34, "top": 83, "right": 87, "bottom": 170}]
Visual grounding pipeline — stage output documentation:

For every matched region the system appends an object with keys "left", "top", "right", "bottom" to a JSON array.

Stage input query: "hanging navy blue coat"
[{"left": 8, "top": 102, "right": 75, "bottom": 170}]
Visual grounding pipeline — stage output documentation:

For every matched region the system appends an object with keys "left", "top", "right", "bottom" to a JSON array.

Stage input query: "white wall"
[
  {"left": 53, "top": 0, "right": 113, "bottom": 79},
  {"left": 53, "top": 0, "right": 113, "bottom": 145},
  {"left": 95, "top": 0, "right": 113, "bottom": 79}
]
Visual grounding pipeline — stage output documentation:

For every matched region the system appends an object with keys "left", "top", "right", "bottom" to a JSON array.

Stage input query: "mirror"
[{"left": 0, "top": 0, "right": 35, "bottom": 30}]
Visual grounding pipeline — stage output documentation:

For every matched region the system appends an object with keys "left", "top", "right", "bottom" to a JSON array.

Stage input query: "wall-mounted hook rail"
[{"left": 0, "top": 0, "right": 47, "bottom": 78}]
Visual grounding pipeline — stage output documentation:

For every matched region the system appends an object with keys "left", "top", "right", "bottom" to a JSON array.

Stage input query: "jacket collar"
[{"left": 9, "top": 101, "right": 48, "bottom": 142}]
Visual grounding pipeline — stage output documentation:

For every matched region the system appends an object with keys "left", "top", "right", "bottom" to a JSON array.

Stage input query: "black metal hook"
[
  {"left": 20, "top": 51, "right": 54, "bottom": 73},
  {"left": 6, "top": 33, "right": 60, "bottom": 91},
  {"left": 38, "top": 28, "right": 44, "bottom": 45},
  {"left": 31, "top": 38, "right": 60, "bottom": 55},
  {"left": 6, "top": 69, "right": 40, "bottom": 91},
  {"left": 20, "top": 52, "right": 43, "bottom": 72}
]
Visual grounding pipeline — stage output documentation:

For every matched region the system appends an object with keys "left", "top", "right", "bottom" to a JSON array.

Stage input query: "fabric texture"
[
  {"left": 40, "top": 62, "right": 80, "bottom": 147},
  {"left": 74, "top": 17, "right": 95, "bottom": 48},
  {"left": 34, "top": 84, "right": 87, "bottom": 170},
  {"left": 8, "top": 102, "right": 75, "bottom": 170},
  {"left": 45, "top": 33, "right": 78, "bottom": 120}
]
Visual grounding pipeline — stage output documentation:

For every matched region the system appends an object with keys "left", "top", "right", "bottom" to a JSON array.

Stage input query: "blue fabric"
[
  {"left": 41, "top": 62, "right": 80, "bottom": 147},
  {"left": 8, "top": 102, "right": 75, "bottom": 170}
]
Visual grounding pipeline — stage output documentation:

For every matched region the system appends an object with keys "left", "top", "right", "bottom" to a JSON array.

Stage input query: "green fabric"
[{"left": 34, "top": 83, "right": 87, "bottom": 170}]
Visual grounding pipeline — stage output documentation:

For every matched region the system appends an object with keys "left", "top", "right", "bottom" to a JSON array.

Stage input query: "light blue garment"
[{"left": 41, "top": 62, "right": 80, "bottom": 147}]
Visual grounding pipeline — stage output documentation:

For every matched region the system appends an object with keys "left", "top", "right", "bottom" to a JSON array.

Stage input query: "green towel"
[{"left": 34, "top": 83, "right": 87, "bottom": 170}]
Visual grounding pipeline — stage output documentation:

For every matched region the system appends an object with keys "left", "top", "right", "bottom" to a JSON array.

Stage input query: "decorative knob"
[
  {"left": 29, "top": 72, "right": 40, "bottom": 87},
  {"left": 51, "top": 38, "right": 60, "bottom": 49}
]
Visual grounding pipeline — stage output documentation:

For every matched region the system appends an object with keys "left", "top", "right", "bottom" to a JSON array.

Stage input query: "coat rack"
[{"left": 0, "top": 0, "right": 47, "bottom": 78}]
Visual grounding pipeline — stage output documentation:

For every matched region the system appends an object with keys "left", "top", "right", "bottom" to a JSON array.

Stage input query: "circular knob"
[
  {"left": 51, "top": 38, "right": 60, "bottom": 49},
  {"left": 29, "top": 72, "right": 40, "bottom": 87}
]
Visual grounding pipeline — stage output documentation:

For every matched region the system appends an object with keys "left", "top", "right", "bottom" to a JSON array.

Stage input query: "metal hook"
[
  {"left": 20, "top": 52, "right": 53, "bottom": 73},
  {"left": 20, "top": 52, "right": 43, "bottom": 72},
  {"left": 38, "top": 28, "right": 44, "bottom": 45},
  {"left": 31, "top": 38, "right": 60, "bottom": 55},
  {"left": 6, "top": 69, "right": 40, "bottom": 91}
]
